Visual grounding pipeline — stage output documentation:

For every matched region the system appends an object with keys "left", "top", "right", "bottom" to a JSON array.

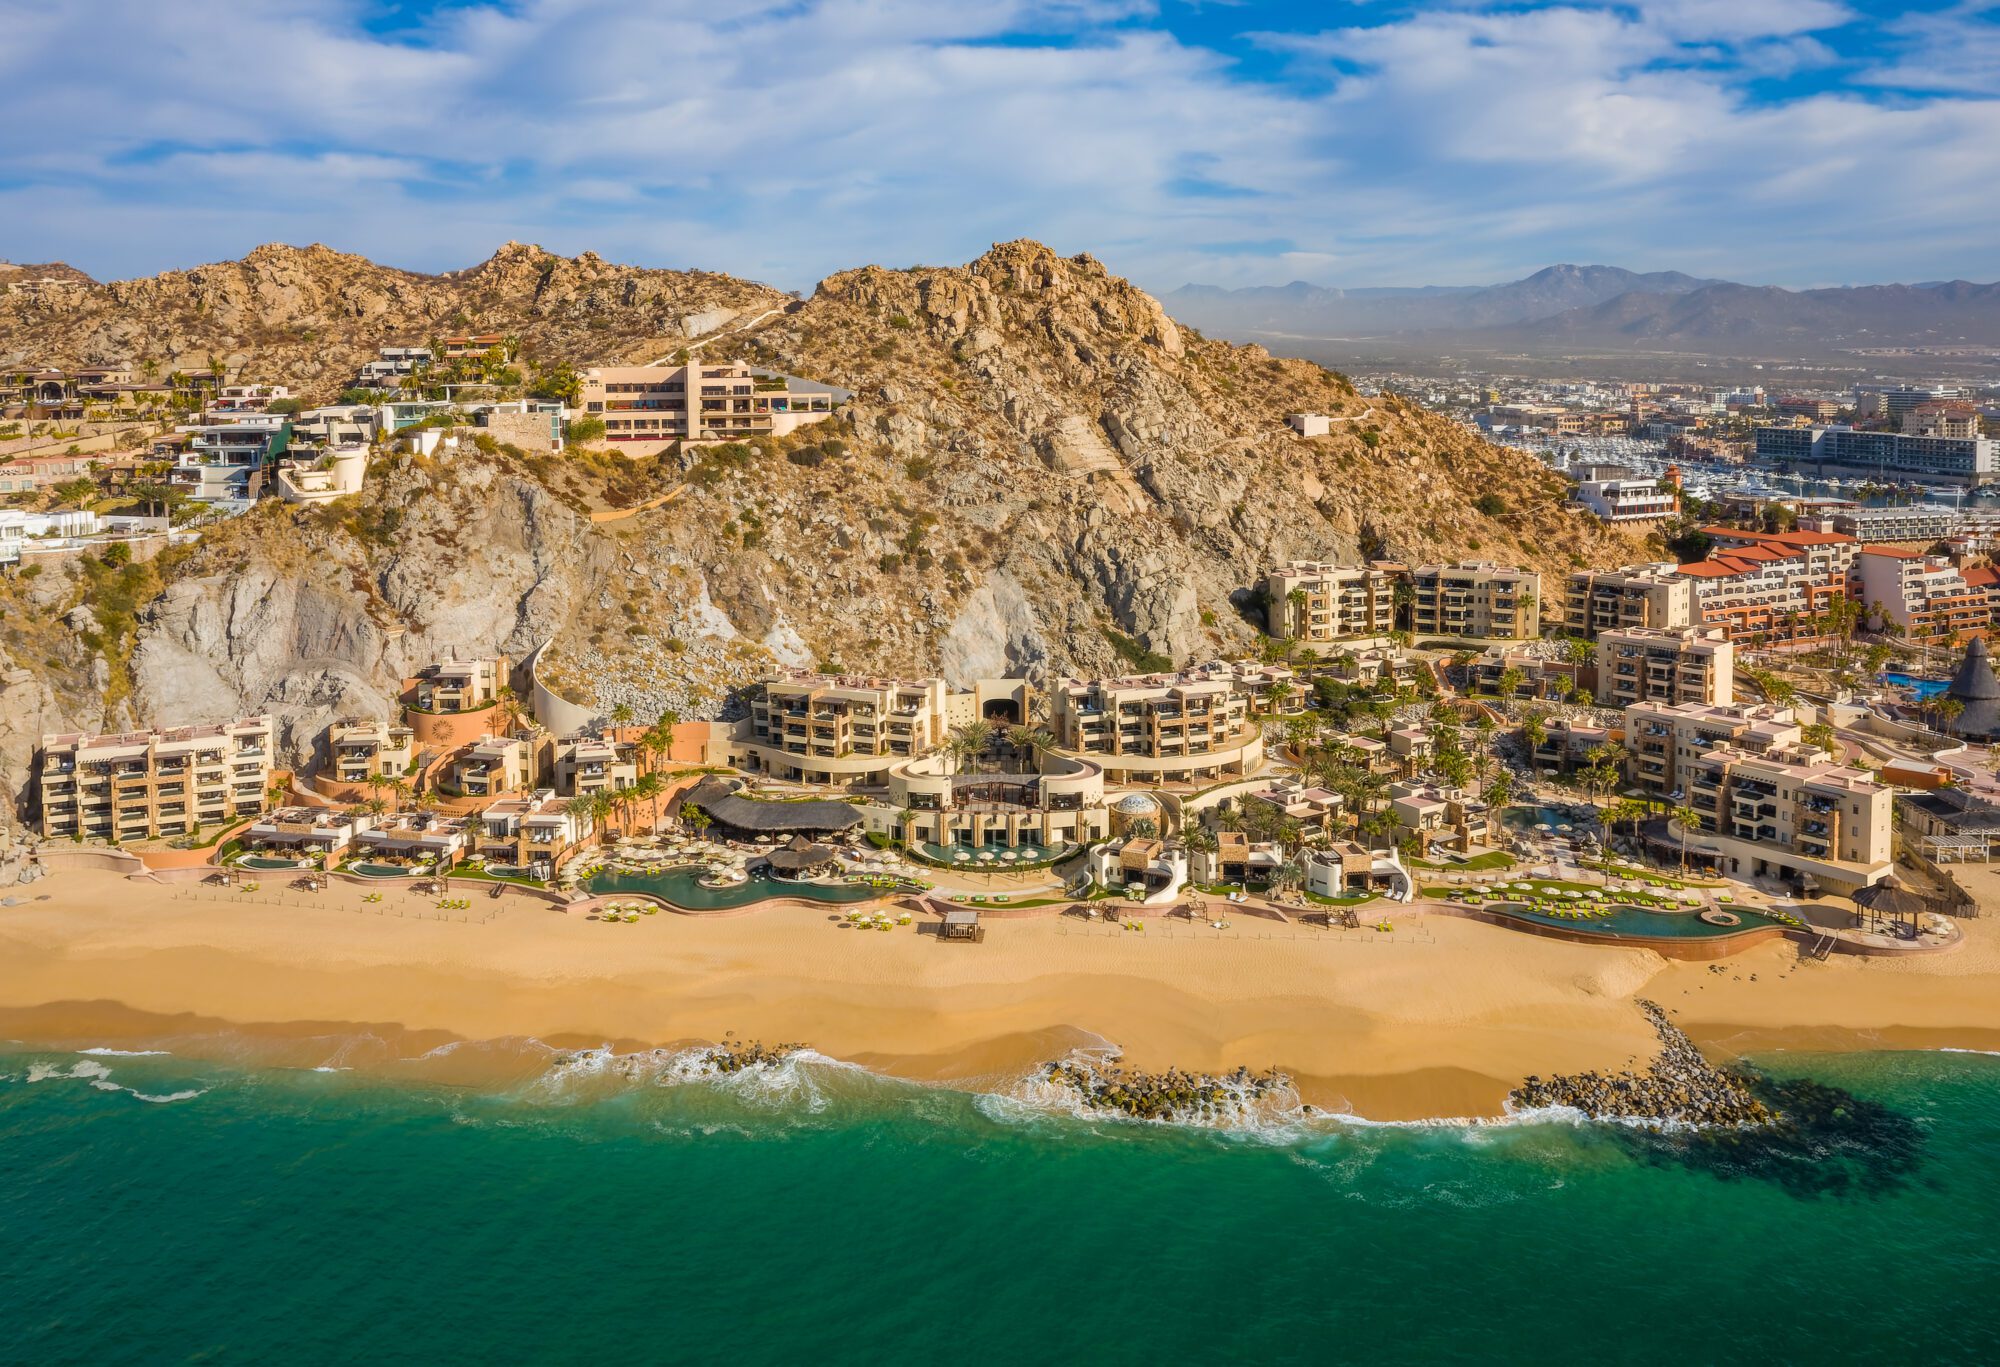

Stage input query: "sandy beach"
[{"left": 5, "top": 867, "right": 2000, "bottom": 1120}]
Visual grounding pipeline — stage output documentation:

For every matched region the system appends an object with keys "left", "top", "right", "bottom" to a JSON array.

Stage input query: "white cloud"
[{"left": 0, "top": 0, "right": 1993, "bottom": 289}]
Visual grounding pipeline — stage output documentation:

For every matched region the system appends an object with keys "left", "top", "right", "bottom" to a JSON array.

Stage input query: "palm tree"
[
  {"left": 609, "top": 702, "right": 635, "bottom": 728},
  {"left": 679, "top": 801, "right": 711, "bottom": 839},
  {"left": 951, "top": 720, "right": 992, "bottom": 775},
  {"left": 631, "top": 772, "right": 665, "bottom": 831},
  {"left": 495, "top": 685, "right": 524, "bottom": 733},
  {"left": 1181, "top": 824, "right": 1218, "bottom": 855},
  {"left": 1285, "top": 587, "right": 1309, "bottom": 639},
  {"left": 1669, "top": 804, "right": 1705, "bottom": 874}
]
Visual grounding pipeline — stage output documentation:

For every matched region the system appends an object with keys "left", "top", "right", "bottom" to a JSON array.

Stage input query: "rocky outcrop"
[
  {"left": 0, "top": 241, "right": 788, "bottom": 397},
  {"left": 0, "top": 239, "right": 1655, "bottom": 815}
]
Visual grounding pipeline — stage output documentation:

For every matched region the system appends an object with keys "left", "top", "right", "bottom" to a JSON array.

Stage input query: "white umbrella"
[{"left": 953, "top": 852, "right": 971, "bottom": 862}]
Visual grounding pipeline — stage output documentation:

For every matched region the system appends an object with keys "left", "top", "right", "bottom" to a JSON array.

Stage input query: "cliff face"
[
  {"left": 0, "top": 242, "right": 788, "bottom": 396},
  {"left": 0, "top": 241, "right": 1650, "bottom": 820}
]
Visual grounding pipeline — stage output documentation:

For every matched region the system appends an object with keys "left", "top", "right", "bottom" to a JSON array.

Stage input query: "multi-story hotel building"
[
  {"left": 555, "top": 736, "right": 637, "bottom": 796},
  {"left": 1262, "top": 561, "right": 1397, "bottom": 642},
  {"left": 884, "top": 750, "right": 1110, "bottom": 852},
  {"left": 327, "top": 719, "right": 416, "bottom": 785},
  {"left": 1563, "top": 564, "right": 1695, "bottom": 639},
  {"left": 449, "top": 734, "right": 552, "bottom": 799},
  {"left": 1830, "top": 506, "right": 1956, "bottom": 544},
  {"left": 741, "top": 673, "right": 951, "bottom": 787},
  {"left": 1853, "top": 547, "right": 1991, "bottom": 643},
  {"left": 1571, "top": 475, "right": 1677, "bottom": 523},
  {"left": 1625, "top": 701, "right": 1891, "bottom": 892},
  {"left": 1409, "top": 563, "right": 1541, "bottom": 639},
  {"left": 412, "top": 658, "right": 505, "bottom": 714},
  {"left": 1755, "top": 424, "right": 1996, "bottom": 484},
  {"left": 1594, "top": 627, "right": 1735, "bottom": 709},
  {"left": 37, "top": 717, "right": 274, "bottom": 841},
  {"left": 1052, "top": 664, "right": 1266, "bottom": 785},
  {"left": 473, "top": 789, "right": 593, "bottom": 876},
  {"left": 577, "top": 361, "right": 848, "bottom": 454},
  {"left": 1676, "top": 531, "right": 1855, "bottom": 646}
]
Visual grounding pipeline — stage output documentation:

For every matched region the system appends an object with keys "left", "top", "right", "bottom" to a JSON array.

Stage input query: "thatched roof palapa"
[
  {"left": 1945, "top": 637, "right": 2000, "bottom": 741},
  {"left": 764, "top": 835, "right": 840, "bottom": 874},
  {"left": 683, "top": 777, "right": 865, "bottom": 835}
]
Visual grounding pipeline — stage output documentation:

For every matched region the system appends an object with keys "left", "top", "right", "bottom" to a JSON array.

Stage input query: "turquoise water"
[
  {"left": 1482, "top": 899, "right": 1785, "bottom": 939},
  {"left": 1883, "top": 671, "right": 1951, "bottom": 701},
  {"left": 1502, "top": 803, "right": 1588, "bottom": 830},
  {"left": 346, "top": 862, "right": 423, "bottom": 878},
  {"left": 587, "top": 865, "right": 879, "bottom": 909},
  {"left": 4, "top": 1046, "right": 1998, "bottom": 1364},
  {"left": 237, "top": 855, "right": 308, "bottom": 870}
]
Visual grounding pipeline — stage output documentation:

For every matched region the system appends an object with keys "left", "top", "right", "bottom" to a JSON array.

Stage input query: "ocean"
[{"left": 4, "top": 1044, "right": 1998, "bottom": 1365}]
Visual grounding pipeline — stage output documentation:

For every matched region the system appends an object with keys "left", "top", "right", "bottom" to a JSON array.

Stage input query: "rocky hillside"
[
  {"left": 0, "top": 242, "right": 787, "bottom": 395},
  {"left": 0, "top": 240, "right": 1653, "bottom": 820}
]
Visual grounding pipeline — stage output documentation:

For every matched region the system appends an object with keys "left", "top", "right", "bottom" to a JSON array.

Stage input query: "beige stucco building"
[
  {"left": 578, "top": 361, "right": 847, "bottom": 454},
  {"left": 1263, "top": 561, "right": 1397, "bottom": 642},
  {"left": 1409, "top": 562, "right": 1541, "bottom": 639},
  {"left": 37, "top": 717, "right": 274, "bottom": 841},
  {"left": 1563, "top": 564, "right": 1696, "bottom": 639},
  {"left": 1051, "top": 664, "right": 1268, "bottom": 785},
  {"left": 1594, "top": 626, "right": 1735, "bottom": 709}
]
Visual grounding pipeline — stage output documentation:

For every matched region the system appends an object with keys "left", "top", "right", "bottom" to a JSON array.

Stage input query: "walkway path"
[{"left": 645, "top": 304, "right": 790, "bottom": 367}]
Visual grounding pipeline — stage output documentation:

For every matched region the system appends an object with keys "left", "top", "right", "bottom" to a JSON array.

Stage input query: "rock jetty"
[
  {"left": 696, "top": 1040, "right": 810, "bottom": 1075},
  {"left": 1043, "top": 1057, "right": 1290, "bottom": 1123},
  {"left": 1510, "top": 1001, "right": 1775, "bottom": 1128}
]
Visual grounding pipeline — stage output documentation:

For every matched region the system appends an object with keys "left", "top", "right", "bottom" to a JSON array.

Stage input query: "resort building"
[
  {"left": 883, "top": 750, "right": 1109, "bottom": 853},
  {"left": 36, "top": 717, "right": 274, "bottom": 841},
  {"left": 448, "top": 734, "right": 552, "bottom": 799},
  {"left": 1853, "top": 547, "right": 1990, "bottom": 643},
  {"left": 1676, "top": 533, "right": 1851, "bottom": 646},
  {"left": 1051, "top": 664, "right": 1267, "bottom": 786},
  {"left": 1468, "top": 644, "right": 1583, "bottom": 701},
  {"left": 208, "top": 384, "right": 292, "bottom": 415},
  {"left": 1593, "top": 627, "right": 1735, "bottom": 709},
  {"left": 474, "top": 790, "right": 592, "bottom": 876},
  {"left": 354, "top": 811, "right": 465, "bottom": 866},
  {"left": 1408, "top": 563, "right": 1541, "bottom": 640},
  {"left": 1672, "top": 743, "right": 1892, "bottom": 894},
  {"left": 272, "top": 445, "right": 368, "bottom": 506},
  {"left": 244, "top": 806, "right": 372, "bottom": 862},
  {"left": 1322, "top": 646, "right": 1425, "bottom": 690},
  {"left": 1262, "top": 561, "right": 1397, "bottom": 642},
  {"left": 1754, "top": 424, "right": 1996, "bottom": 484},
  {"left": 1526, "top": 718, "right": 1613, "bottom": 775},
  {"left": 412, "top": 658, "right": 506, "bottom": 715},
  {"left": 1300, "top": 842, "right": 1411, "bottom": 900},
  {"left": 1243, "top": 777, "right": 1345, "bottom": 841},
  {"left": 1386, "top": 725, "right": 1436, "bottom": 775},
  {"left": 439, "top": 333, "right": 507, "bottom": 361},
  {"left": 1902, "top": 401, "right": 1982, "bottom": 441},
  {"left": 1571, "top": 474, "right": 1677, "bottom": 523},
  {"left": 172, "top": 418, "right": 292, "bottom": 502},
  {"left": 1563, "top": 564, "right": 1696, "bottom": 639},
  {"left": 1897, "top": 786, "right": 2000, "bottom": 864},
  {"left": 1621, "top": 700, "right": 1811, "bottom": 800},
  {"left": 354, "top": 346, "right": 433, "bottom": 389},
  {"left": 740, "top": 672, "right": 950, "bottom": 787},
  {"left": 576, "top": 361, "right": 848, "bottom": 454},
  {"left": 1388, "top": 781, "right": 1490, "bottom": 856},
  {"left": 1830, "top": 506, "right": 1956, "bottom": 544},
  {"left": 554, "top": 736, "right": 637, "bottom": 797},
  {"left": 327, "top": 719, "right": 416, "bottom": 785}
]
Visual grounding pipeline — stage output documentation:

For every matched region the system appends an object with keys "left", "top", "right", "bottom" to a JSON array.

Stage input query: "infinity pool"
[
  {"left": 1479, "top": 899, "right": 1788, "bottom": 939},
  {"left": 586, "top": 866, "right": 882, "bottom": 910}
]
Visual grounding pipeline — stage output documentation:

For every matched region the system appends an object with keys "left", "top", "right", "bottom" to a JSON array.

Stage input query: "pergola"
[{"left": 1922, "top": 834, "right": 1994, "bottom": 864}]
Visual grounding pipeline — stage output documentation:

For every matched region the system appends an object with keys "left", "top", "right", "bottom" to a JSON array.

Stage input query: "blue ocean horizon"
[{"left": 4, "top": 1044, "right": 1998, "bottom": 1365}]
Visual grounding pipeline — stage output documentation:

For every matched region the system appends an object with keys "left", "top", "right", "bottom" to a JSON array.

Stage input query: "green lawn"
[{"left": 1410, "top": 851, "right": 1515, "bottom": 871}]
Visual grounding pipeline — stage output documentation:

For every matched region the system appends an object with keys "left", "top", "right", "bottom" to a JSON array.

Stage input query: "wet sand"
[{"left": 4, "top": 867, "right": 1999, "bottom": 1120}]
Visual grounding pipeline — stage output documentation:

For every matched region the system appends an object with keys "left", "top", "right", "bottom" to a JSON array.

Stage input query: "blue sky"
[{"left": 1, "top": 0, "right": 1996, "bottom": 291}]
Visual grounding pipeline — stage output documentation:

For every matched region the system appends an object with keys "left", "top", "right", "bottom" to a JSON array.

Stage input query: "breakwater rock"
[
  {"left": 697, "top": 1040, "right": 811, "bottom": 1075},
  {"left": 1042, "top": 1057, "right": 1291, "bottom": 1124},
  {"left": 1511, "top": 1000, "right": 1775, "bottom": 1128}
]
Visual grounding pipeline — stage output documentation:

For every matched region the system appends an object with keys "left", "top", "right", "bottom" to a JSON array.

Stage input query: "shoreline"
[{"left": 4, "top": 867, "right": 2000, "bottom": 1121}]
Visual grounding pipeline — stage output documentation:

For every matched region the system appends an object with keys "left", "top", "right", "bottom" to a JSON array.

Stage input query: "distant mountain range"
[{"left": 1165, "top": 265, "right": 2000, "bottom": 354}]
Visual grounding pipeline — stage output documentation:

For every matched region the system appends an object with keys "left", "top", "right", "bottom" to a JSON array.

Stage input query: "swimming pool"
[
  {"left": 1881, "top": 671, "right": 1951, "bottom": 701},
  {"left": 237, "top": 855, "right": 309, "bottom": 871},
  {"left": 347, "top": 862, "right": 427, "bottom": 879},
  {"left": 586, "top": 866, "right": 882, "bottom": 910},
  {"left": 1477, "top": 899, "right": 1787, "bottom": 939}
]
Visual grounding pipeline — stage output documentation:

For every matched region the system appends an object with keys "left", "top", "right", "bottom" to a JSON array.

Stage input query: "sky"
[{"left": 1, "top": 0, "right": 1997, "bottom": 292}]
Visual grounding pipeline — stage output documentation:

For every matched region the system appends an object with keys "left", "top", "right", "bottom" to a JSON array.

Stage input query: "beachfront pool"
[
  {"left": 1478, "top": 899, "right": 1787, "bottom": 940},
  {"left": 236, "top": 855, "right": 310, "bottom": 871},
  {"left": 347, "top": 862, "right": 428, "bottom": 879},
  {"left": 586, "top": 866, "right": 881, "bottom": 911},
  {"left": 1881, "top": 671, "right": 1950, "bottom": 701}
]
